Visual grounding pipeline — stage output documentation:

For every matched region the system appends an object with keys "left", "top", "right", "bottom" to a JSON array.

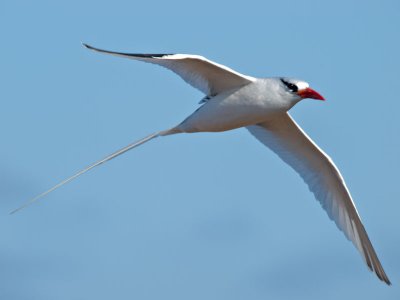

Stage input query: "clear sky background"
[{"left": 1, "top": 0, "right": 399, "bottom": 299}]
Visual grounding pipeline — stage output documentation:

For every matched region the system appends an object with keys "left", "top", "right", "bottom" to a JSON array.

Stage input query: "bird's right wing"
[
  {"left": 246, "top": 113, "right": 390, "bottom": 285},
  {"left": 83, "top": 44, "right": 256, "bottom": 97}
]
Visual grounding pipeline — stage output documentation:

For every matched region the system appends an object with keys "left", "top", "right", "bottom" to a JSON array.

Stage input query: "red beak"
[{"left": 297, "top": 87, "right": 325, "bottom": 101}]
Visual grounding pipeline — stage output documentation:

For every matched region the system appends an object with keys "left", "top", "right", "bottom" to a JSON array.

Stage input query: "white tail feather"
[{"left": 10, "top": 128, "right": 179, "bottom": 214}]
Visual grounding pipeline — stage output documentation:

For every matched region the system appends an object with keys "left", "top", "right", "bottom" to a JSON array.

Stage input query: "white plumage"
[
  {"left": 247, "top": 114, "right": 389, "bottom": 283},
  {"left": 83, "top": 44, "right": 256, "bottom": 96},
  {"left": 12, "top": 44, "right": 391, "bottom": 285}
]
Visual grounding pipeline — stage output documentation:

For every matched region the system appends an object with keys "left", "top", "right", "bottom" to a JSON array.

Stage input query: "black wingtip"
[
  {"left": 81, "top": 43, "right": 115, "bottom": 55},
  {"left": 82, "top": 43, "right": 96, "bottom": 51},
  {"left": 372, "top": 266, "right": 391, "bottom": 286},
  {"left": 81, "top": 43, "right": 174, "bottom": 59}
]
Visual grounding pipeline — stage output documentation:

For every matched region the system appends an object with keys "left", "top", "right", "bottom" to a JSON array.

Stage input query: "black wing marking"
[{"left": 83, "top": 43, "right": 173, "bottom": 58}]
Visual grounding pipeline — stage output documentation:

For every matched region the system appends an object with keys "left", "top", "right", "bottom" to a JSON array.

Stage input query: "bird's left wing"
[
  {"left": 83, "top": 44, "right": 255, "bottom": 97},
  {"left": 246, "top": 113, "right": 390, "bottom": 285}
]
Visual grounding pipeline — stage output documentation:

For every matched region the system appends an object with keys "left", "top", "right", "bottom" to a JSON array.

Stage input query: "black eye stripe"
[{"left": 280, "top": 78, "right": 298, "bottom": 93}]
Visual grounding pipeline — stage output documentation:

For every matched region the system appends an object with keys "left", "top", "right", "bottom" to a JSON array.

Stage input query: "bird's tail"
[{"left": 10, "top": 127, "right": 180, "bottom": 214}]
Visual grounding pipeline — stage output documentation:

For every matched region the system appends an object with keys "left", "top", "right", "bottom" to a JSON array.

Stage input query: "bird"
[{"left": 11, "top": 43, "right": 390, "bottom": 285}]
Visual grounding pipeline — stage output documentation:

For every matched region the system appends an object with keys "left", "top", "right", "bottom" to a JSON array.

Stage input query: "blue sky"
[{"left": 1, "top": 0, "right": 399, "bottom": 299}]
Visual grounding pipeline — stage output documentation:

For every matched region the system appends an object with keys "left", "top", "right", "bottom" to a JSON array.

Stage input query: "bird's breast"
[{"left": 177, "top": 80, "right": 291, "bottom": 133}]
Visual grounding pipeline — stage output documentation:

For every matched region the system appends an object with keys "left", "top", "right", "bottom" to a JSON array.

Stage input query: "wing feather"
[
  {"left": 83, "top": 44, "right": 255, "bottom": 96},
  {"left": 247, "top": 113, "right": 390, "bottom": 284}
]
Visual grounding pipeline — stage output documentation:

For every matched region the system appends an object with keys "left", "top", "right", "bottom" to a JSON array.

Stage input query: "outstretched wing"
[
  {"left": 83, "top": 43, "right": 255, "bottom": 96},
  {"left": 247, "top": 113, "right": 390, "bottom": 285}
]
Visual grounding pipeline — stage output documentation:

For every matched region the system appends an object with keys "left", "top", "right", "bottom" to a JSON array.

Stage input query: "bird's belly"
[{"left": 177, "top": 84, "right": 289, "bottom": 133}]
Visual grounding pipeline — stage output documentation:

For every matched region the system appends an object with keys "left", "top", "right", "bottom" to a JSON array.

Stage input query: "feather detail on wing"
[
  {"left": 83, "top": 44, "right": 255, "bottom": 96},
  {"left": 247, "top": 113, "right": 390, "bottom": 285}
]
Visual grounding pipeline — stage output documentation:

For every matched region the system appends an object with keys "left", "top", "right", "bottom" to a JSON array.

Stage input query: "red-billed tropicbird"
[{"left": 12, "top": 44, "right": 391, "bottom": 285}]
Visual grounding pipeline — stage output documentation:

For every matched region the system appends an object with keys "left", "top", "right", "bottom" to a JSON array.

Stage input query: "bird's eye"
[{"left": 280, "top": 79, "right": 298, "bottom": 93}]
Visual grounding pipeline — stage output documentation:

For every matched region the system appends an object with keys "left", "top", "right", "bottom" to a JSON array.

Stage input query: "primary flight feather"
[{"left": 12, "top": 43, "right": 391, "bottom": 285}]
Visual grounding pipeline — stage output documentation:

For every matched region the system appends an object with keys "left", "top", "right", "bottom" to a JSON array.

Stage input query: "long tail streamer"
[{"left": 11, "top": 129, "right": 174, "bottom": 214}]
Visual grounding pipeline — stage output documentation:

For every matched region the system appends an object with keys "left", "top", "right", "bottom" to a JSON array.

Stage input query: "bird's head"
[{"left": 280, "top": 77, "right": 325, "bottom": 102}]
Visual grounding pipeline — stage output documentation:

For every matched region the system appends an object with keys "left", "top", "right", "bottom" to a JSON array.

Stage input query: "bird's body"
[
  {"left": 178, "top": 79, "right": 297, "bottom": 133},
  {"left": 12, "top": 44, "right": 391, "bottom": 285}
]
